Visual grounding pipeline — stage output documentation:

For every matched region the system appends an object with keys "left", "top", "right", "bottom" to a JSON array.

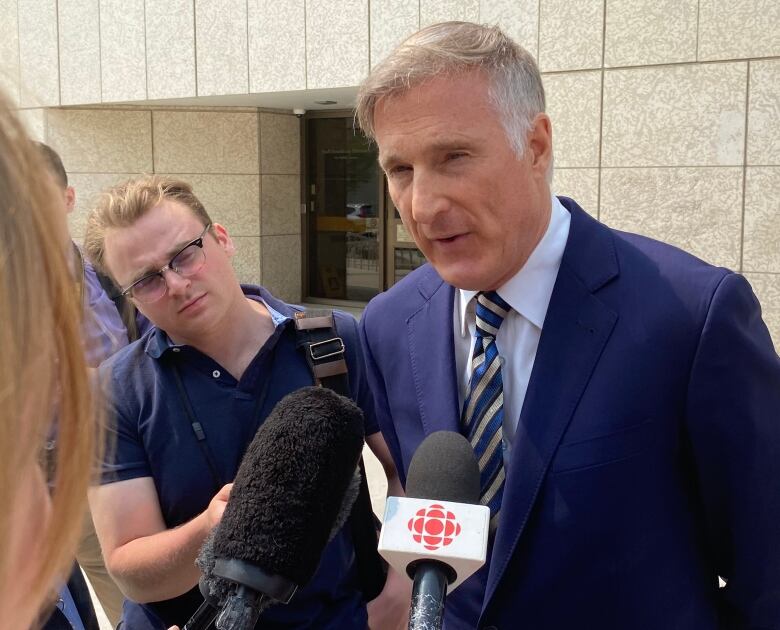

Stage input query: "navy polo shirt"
[{"left": 99, "top": 285, "right": 378, "bottom": 629}]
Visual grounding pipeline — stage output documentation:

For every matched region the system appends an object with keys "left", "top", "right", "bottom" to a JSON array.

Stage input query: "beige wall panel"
[
  {"left": 260, "top": 113, "right": 300, "bottom": 175},
  {"left": 146, "top": 0, "right": 196, "bottom": 100},
  {"left": 153, "top": 111, "right": 258, "bottom": 174},
  {"left": 67, "top": 172, "right": 140, "bottom": 240},
  {"left": 100, "top": 0, "right": 146, "bottom": 102},
  {"left": 602, "top": 63, "right": 746, "bottom": 167},
  {"left": 480, "top": 0, "right": 539, "bottom": 60},
  {"left": 744, "top": 167, "right": 780, "bottom": 273},
  {"left": 420, "top": 0, "right": 479, "bottom": 27},
  {"left": 195, "top": 0, "right": 248, "bottom": 96},
  {"left": 59, "top": 0, "right": 101, "bottom": 105},
  {"left": 600, "top": 167, "right": 743, "bottom": 269},
  {"left": 544, "top": 70, "right": 601, "bottom": 167},
  {"left": 748, "top": 60, "right": 780, "bottom": 166},
  {"left": 539, "top": 0, "right": 603, "bottom": 72},
  {"left": 164, "top": 174, "right": 260, "bottom": 237},
  {"left": 0, "top": 0, "right": 20, "bottom": 106},
  {"left": 47, "top": 109, "right": 152, "bottom": 172},
  {"left": 743, "top": 272, "right": 780, "bottom": 351},
  {"left": 248, "top": 0, "right": 306, "bottom": 92},
  {"left": 699, "top": 0, "right": 780, "bottom": 61},
  {"left": 17, "top": 108, "right": 46, "bottom": 141},
  {"left": 604, "top": 0, "right": 697, "bottom": 67},
  {"left": 18, "top": 0, "right": 59, "bottom": 106},
  {"left": 262, "top": 234, "right": 301, "bottom": 302},
  {"left": 306, "top": 0, "right": 368, "bottom": 89},
  {"left": 370, "top": 0, "right": 419, "bottom": 68},
  {"left": 232, "top": 236, "right": 262, "bottom": 285},
  {"left": 552, "top": 169, "right": 599, "bottom": 216},
  {"left": 261, "top": 174, "right": 300, "bottom": 236}
]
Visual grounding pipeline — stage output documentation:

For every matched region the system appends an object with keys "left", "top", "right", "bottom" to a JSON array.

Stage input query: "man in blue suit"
[{"left": 356, "top": 21, "right": 780, "bottom": 630}]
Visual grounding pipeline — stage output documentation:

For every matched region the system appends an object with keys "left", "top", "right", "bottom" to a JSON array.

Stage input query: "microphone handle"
[
  {"left": 182, "top": 599, "right": 218, "bottom": 630},
  {"left": 408, "top": 561, "right": 449, "bottom": 630}
]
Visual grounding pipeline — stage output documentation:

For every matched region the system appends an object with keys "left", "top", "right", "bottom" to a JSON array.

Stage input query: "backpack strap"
[
  {"left": 293, "top": 309, "right": 388, "bottom": 602},
  {"left": 293, "top": 310, "right": 350, "bottom": 395},
  {"left": 95, "top": 269, "right": 141, "bottom": 342}
]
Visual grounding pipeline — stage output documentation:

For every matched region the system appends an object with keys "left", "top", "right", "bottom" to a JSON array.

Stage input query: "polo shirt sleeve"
[
  {"left": 335, "top": 311, "right": 380, "bottom": 437},
  {"left": 98, "top": 360, "right": 152, "bottom": 485}
]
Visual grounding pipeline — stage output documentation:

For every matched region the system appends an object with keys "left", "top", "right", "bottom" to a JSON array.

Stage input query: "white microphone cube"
[{"left": 378, "top": 496, "right": 490, "bottom": 591}]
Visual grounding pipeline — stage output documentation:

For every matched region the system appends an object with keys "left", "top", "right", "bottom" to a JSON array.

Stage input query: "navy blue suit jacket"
[{"left": 359, "top": 198, "right": 780, "bottom": 630}]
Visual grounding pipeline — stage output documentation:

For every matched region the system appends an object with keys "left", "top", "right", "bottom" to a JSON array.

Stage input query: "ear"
[
  {"left": 527, "top": 113, "right": 553, "bottom": 180},
  {"left": 211, "top": 222, "right": 236, "bottom": 257},
  {"left": 64, "top": 186, "right": 76, "bottom": 214}
]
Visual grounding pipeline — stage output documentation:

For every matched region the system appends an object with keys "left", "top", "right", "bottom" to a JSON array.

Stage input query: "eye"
[
  {"left": 133, "top": 273, "right": 162, "bottom": 291},
  {"left": 387, "top": 164, "right": 412, "bottom": 177},
  {"left": 446, "top": 152, "right": 468, "bottom": 161},
  {"left": 174, "top": 244, "right": 199, "bottom": 266}
]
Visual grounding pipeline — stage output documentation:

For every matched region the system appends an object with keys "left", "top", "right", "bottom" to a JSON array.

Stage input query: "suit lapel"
[
  {"left": 407, "top": 267, "right": 461, "bottom": 435},
  {"left": 483, "top": 200, "right": 620, "bottom": 608}
]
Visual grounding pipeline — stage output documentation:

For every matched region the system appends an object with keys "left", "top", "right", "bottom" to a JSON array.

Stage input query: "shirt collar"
[
  {"left": 458, "top": 194, "right": 571, "bottom": 335},
  {"left": 145, "top": 284, "right": 294, "bottom": 359}
]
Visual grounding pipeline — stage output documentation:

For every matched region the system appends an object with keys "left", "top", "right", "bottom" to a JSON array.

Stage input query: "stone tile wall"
[
  {"left": 1, "top": 0, "right": 778, "bottom": 346},
  {"left": 33, "top": 107, "right": 302, "bottom": 302}
]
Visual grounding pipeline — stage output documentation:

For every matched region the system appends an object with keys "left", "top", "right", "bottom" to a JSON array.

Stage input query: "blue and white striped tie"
[{"left": 461, "top": 290, "right": 511, "bottom": 531}]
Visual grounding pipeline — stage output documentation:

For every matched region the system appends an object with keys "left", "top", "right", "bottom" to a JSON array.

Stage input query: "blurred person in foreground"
[
  {"left": 356, "top": 21, "right": 780, "bottom": 629},
  {"left": 0, "top": 90, "right": 97, "bottom": 628},
  {"left": 36, "top": 141, "right": 141, "bottom": 627}
]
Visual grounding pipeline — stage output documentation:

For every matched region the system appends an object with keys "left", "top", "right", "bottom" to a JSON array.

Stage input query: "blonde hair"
[
  {"left": 84, "top": 175, "right": 212, "bottom": 280},
  {"left": 0, "top": 91, "right": 95, "bottom": 623},
  {"left": 356, "top": 21, "right": 546, "bottom": 158}
]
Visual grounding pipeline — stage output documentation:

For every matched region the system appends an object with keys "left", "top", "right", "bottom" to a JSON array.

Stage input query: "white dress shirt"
[{"left": 454, "top": 194, "right": 571, "bottom": 463}]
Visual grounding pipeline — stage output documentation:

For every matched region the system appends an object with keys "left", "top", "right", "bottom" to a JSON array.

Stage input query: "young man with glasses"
[{"left": 84, "top": 175, "right": 407, "bottom": 629}]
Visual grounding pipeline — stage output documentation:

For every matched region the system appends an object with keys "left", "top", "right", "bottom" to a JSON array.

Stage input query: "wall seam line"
[{"left": 739, "top": 61, "right": 750, "bottom": 273}]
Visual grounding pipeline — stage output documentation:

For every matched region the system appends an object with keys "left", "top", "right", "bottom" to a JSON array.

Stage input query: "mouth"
[
  {"left": 431, "top": 232, "right": 466, "bottom": 244},
  {"left": 178, "top": 293, "right": 206, "bottom": 313}
]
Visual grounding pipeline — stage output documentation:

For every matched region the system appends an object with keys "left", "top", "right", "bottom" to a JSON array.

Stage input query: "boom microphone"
[
  {"left": 378, "top": 431, "right": 489, "bottom": 630},
  {"left": 192, "top": 386, "right": 365, "bottom": 630}
]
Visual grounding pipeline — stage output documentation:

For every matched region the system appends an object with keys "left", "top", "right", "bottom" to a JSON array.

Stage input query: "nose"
[
  {"left": 410, "top": 170, "right": 450, "bottom": 226},
  {"left": 162, "top": 267, "right": 191, "bottom": 296}
]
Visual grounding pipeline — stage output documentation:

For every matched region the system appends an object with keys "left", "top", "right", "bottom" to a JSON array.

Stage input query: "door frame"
[{"left": 301, "top": 110, "right": 388, "bottom": 307}]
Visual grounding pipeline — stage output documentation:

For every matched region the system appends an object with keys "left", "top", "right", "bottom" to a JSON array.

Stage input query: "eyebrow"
[
  {"left": 379, "top": 139, "right": 477, "bottom": 171},
  {"left": 127, "top": 233, "right": 202, "bottom": 286}
]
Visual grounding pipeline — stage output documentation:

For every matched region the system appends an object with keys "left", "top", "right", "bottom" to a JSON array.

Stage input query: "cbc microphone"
[
  {"left": 188, "top": 386, "right": 365, "bottom": 630},
  {"left": 378, "top": 431, "right": 490, "bottom": 630}
]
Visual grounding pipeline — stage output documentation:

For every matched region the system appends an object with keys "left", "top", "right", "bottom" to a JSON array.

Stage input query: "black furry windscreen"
[{"left": 197, "top": 386, "right": 365, "bottom": 605}]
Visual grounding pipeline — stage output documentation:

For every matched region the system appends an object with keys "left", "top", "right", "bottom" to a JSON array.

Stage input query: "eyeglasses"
[{"left": 119, "top": 223, "right": 211, "bottom": 304}]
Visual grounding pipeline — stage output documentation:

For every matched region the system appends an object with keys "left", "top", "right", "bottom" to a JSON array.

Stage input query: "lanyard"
[{"left": 169, "top": 357, "right": 272, "bottom": 494}]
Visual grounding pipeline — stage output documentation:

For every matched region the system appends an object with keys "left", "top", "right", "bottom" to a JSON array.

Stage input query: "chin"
[{"left": 437, "top": 268, "right": 485, "bottom": 291}]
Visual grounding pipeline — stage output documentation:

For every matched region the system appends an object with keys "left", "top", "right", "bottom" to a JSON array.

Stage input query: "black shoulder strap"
[
  {"left": 293, "top": 309, "right": 388, "bottom": 602},
  {"left": 95, "top": 268, "right": 141, "bottom": 343}
]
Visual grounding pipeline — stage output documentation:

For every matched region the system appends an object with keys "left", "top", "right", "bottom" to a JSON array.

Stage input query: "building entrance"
[{"left": 304, "top": 114, "right": 425, "bottom": 304}]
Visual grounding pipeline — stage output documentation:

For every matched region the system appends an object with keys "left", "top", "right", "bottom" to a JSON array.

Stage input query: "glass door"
[
  {"left": 384, "top": 188, "right": 427, "bottom": 287},
  {"left": 305, "top": 116, "right": 383, "bottom": 302},
  {"left": 304, "top": 114, "right": 427, "bottom": 302}
]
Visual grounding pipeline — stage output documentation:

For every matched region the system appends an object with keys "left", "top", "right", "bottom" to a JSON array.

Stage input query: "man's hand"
[
  {"left": 367, "top": 568, "right": 412, "bottom": 630},
  {"left": 90, "top": 478, "right": 235, "bottom": 603},
  {"left": 206, "top": 483, "right": 233, "bottom": 529}
]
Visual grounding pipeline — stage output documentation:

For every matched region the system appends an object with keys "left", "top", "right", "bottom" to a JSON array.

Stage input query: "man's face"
[
  {"left": 374, "top": 71, "right": 553, "bottom": 291},
  {"left": 103, "top": 199, "right": 237, "bottom": 343}
]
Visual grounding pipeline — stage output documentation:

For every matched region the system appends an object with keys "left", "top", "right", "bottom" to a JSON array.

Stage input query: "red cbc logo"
[{"left": 408, "top": 504, "right": 462, "bottom": 551}]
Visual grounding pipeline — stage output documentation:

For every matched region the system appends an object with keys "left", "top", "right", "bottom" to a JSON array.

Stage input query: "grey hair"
[{"left": 355, "top": 21, "right": 546, "bottom": 159}]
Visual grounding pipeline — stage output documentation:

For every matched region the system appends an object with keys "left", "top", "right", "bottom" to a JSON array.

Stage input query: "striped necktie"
[{"left": 461, "top": 290, "right": 511, "bottom": 530}]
